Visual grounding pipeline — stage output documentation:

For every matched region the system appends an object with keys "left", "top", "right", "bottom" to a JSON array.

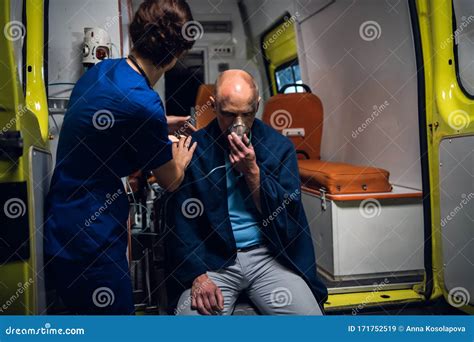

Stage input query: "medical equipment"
[
  {"left": 82, "top": 27, "right": 112, "bottom": 67},
  {"left": 228, "top": 116, "right": 250, "bottom": 141}
]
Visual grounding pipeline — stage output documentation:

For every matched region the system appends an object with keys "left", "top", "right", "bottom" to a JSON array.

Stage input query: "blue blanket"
[{"left": 165, "top": 118, "right": 328, "bottom": 308}]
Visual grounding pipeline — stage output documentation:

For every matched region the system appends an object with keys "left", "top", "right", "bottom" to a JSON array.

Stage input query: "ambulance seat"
[
  {"left": 298, "top": 159, "right": 391, "bottom": 194},
  {"left": 194, "top": 84, "right": 216, "bottom": 130},
  {"left": 263, "top": 84, "right": 324, "bottom": 160},
  {"left": 262, "top": 84, "right": 392, "bottom": 194}
]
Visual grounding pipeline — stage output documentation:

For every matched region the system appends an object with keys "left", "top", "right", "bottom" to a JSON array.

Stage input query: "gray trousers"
[{"left": 175, "top": 246, "right": 323, "bottom": 315}]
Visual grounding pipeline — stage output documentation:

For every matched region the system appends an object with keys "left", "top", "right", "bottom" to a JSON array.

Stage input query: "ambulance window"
[
  {"left": 453, "top": 0, "right": 474, "bottom": 96},
  {"left": 275, "top": 60, "right": 302, "bottom": 93}
]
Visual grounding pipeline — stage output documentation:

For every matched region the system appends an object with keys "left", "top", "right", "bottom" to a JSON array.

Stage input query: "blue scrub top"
[{"left": 44, "top": 58, "right": 172, "bottom": 263}]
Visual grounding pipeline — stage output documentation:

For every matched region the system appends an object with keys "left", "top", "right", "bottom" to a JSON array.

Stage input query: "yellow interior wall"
[
  {"left": 0, "top": 0, "right": 47, "bottom": 315},
  {"left": 262, "top": 15, "right": 298, "bottom": 94},
  {"left": 417, "top": 0, "right": 474, "bottom": 314}
]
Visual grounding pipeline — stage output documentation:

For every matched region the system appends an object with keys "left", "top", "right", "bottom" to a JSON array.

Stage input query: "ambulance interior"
[{"left": 2, "top": 0, "right": 473, "bottom": 315}]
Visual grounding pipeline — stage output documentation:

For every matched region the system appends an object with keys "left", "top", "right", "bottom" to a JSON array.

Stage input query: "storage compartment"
[{"left": 302, "top": 185, "right": 425, "bottom": 290}]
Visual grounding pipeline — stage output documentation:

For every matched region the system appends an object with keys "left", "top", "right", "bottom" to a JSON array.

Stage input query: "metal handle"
[{"left": 279, "top": 83, "right": 312, "bottom": 94}]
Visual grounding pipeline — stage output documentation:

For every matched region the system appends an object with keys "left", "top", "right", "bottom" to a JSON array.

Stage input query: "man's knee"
[
  {"left": 267, "top": 281, "right": 322, "bottom": 315},
  {"left": 249, "top": 269, "right": 323, "bottom": 316},
  {"left": 174, "top": 289, "right": 198, "bottom": 315}
]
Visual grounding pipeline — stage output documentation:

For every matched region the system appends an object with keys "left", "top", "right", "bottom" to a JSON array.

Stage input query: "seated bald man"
[{"left": 165, "top": 70, "right": 327, "bottom": 315}]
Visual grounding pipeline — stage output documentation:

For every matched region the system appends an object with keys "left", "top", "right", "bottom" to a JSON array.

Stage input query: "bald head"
[
  {"left": 212, "top": 69, "right": 261, "bottom": 134},
  {"left": 214, "top": 70, "right": 259, "bottom": 111}
]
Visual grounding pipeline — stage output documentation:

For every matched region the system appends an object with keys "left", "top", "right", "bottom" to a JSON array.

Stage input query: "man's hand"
[
  {"left": 191, "top": 274, "right": 224, "bottom": 315},
  {"left": 228, "top": 132, "right": 262, "bottom": 212},
  {"left": 167, "top": 115, "right": 197, "bottom": 136},
  {"left": 228, "top": 133, "right": 258, "bottom": 175}
]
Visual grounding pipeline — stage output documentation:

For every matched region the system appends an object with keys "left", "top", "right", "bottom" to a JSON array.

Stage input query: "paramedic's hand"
[
  {"left": 168, "top": 135, "right": 180, "bottom": 143},
  {"left": 167, "top": 115, "right": 196, "bottom": 136},
  {"left": 228, "top": 133, "right": 258, "bottom": 175},
  {"left": 153, "top": 136, "right": 196, "bottom": 192},
  {"left": 173, "top": 136, "right": 197, "bottom": 170},
  {"left": 191, "top": 274, "right": 224, "bottom": 315}
]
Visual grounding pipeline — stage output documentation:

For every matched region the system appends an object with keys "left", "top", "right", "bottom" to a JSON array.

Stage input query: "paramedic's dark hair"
[{"left": 129, "top": 0, "right": 195, "bottom": 67}]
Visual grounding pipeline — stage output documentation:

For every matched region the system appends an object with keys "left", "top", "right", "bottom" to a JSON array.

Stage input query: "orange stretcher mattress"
[{"left": 298, "top": 159, "right": 392, "bottom": 194}]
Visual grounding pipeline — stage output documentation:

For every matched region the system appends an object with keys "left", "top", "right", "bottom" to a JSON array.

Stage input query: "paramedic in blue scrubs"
[{"left": 44, "top": 0, "right": 196, "bottom": 314}]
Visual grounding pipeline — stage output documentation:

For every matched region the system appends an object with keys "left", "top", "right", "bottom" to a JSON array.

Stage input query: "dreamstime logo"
[
  {"left": 352, "top": 278, "right": 389, "bottom": 315},
  {"left": 447, "top": 287, "right": 470, "bottom": 308},
  {"left": 103, "top": 15, "right": 121, "bottom": 32},
  {"left": 262, "top": 189, "right": 300, "bottom": 227},
  {"left": 3, "top": 21, "right": 26, "bottom": 42},
  {"left": 448, "top": 110, "right": 470, "bottom": 131},
  {"left": 1, "top": 104, "right": 29, "bottom": 134},
  {"left": 262, "top": 12, "right": 300, "bottom": 49},
  {"left": 92, "top": 110, "right": 115, "bottom": 130},
  {"left": 4, "top": 322, "right": 85, "bottom": 336},
  {"left": 84, "top": 189, "right": 123, "bottom": 227},
  {"left": 0, "top": 278, "right": 34, "bottom": 313},
  {"left": 359, "top": 21, "right": 382, "bottom": 41},
  {"left": 3, "top": 198, "right": 26, "bottom": 219},
  {"left": 441, "top": 15, "right": 474, "bottom": 49},
  {"left": 92, "top": 287, "right": 115, "bottom": 308},
  {"left": 181, "top": 198, "right": 204, "bottom": 219},
  {"left": 181, "top": 21, "right": 204, "bottom": 42},
  {"left": 195, "top": 100, "right": 212, "bottom": 119},
  {"left": 270, "top": 110, "right": 292, "bottom": 130},
  {"left": 441, "top": 193, "right": 473, "bottom": 228},
  {"left": 359, "top": 198, "right": 381, "bottom": 219},
  {"left": 352, "top": 101, "right": 390, "bottom": 139},
  {"left": 270, "top": 287, "right": 292, "bottom": 308},
  {"left": 174, "top": 278, "right": 212, "bottom": 315},
  {"left": 175, "top": 100, "right": 212, "bottom": 137}
]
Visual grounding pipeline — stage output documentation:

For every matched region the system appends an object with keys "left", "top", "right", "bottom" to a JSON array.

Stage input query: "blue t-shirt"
[
  {"left": 225, "top": 158, "right": 262, "bottom": 249},
  {"left": 44, "top": 58, "right": 172, "bottom": 263}
]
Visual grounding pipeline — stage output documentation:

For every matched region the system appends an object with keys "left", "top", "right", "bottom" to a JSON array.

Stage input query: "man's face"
[{"left": 213, "top": 94, "right": 258, "bottom": 137}]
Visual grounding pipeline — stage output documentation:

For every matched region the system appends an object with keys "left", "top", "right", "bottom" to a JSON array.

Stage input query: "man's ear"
[
  {"left": 210, "top": 96, "right": 217, "bottom": 112},
  {"left": 255, "top": 96, "right": 262, "bottom": 112}
]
